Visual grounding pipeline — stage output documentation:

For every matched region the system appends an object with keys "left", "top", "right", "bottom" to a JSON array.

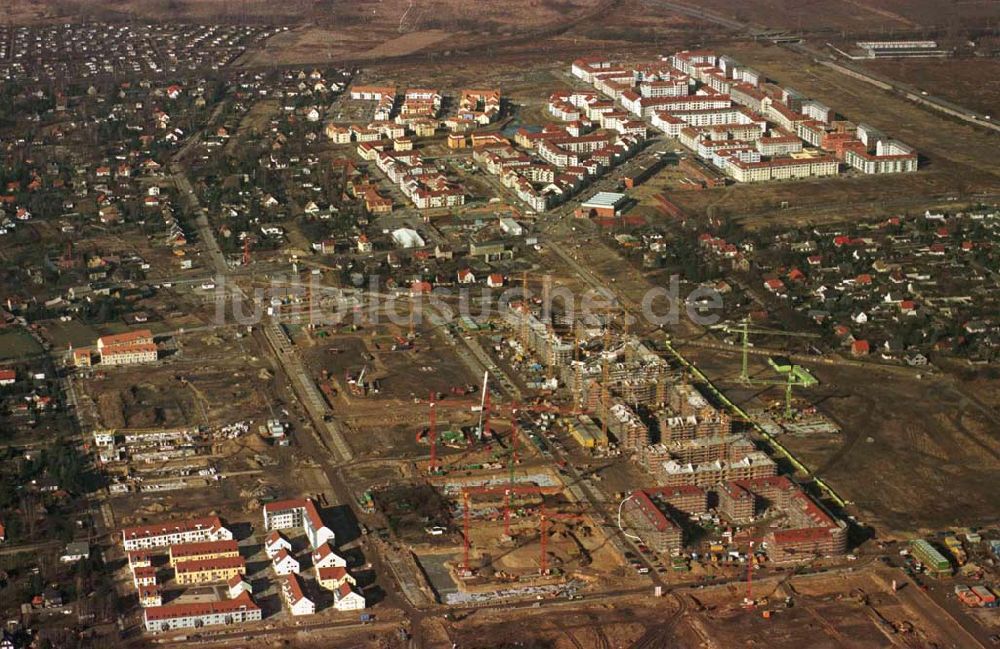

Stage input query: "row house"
[
  {"left": 730, "top": 81, "right": 767, "bottom": 112},
  {"left": 144, "top": 593, "right": 261, "bottom": 633},
  {"left": 643, "top": 485, "right": 708, "bottom": 514},
  {"left": 138, "top": 584, "right": 163, "bottom": 608},
  {"left": 651, "top": 111, "right": 686, "bottom": 137},
  {"left": 844, "top": 139, "right": 918, "bottom": 174},
  {"left": 707, "top": 123, "right": 764, "bottom": 142},
  {"left": 332, "top": 581, "right": 367, "bottom": 611},
  {"left": 629, "top": 93, "right": 732, "bottom": 118},
  {"left": 548, "top": 97, "right": 582, "bottom": 121},
  {"left": 174, "top": 556, "right": 246, "bottom": 585},
  {"left": 756, "top": 132, "right": 803, "bottom": 156},
  {"left": 658, "top": 450, "right": 777, "bottom": 488},
  {"left": 273, "top": 548, "right": 300, "bottom": 576},
  {"left": 671, "top": 50, "right": 718, "bottom": 75},
  {"left": 97, "top": 329, "right": 157, "bottom": 366},
  {"left": 571, "top": 57, "right": 616, "bottom": 83},
  {"left": 801, "top": 99, "right": 832, "bottom": 123},
  {"left": 796, "top": 120, "right": 828, "bottom": 147},
  {"left": 717, "top": 481, "right": 756, "bottom": 522},
  {"left": 317, "top": 566, "right": 355, "bottom": 592},
  {"left": 350, "top": 85, "right": 395, "bottom": 101},
  {"left": 623, "top": 490, "right": 683, "bottom": 552},
  {"left": 639, "top": 77, "right": 689, "bottom": 98},
  {"left": 264, "top": 531, "right": 292, "bottom": 559},
  {"left": 724, "top": 155, "right": 839, "bottom": 183},
  {"left": 133, "top": 566, "right": 157, "bottom": 588},
  {"left": 764, "top": 524, "right": 848, "bottom": 563},
  {"left": 350, "top": 125, "right": 382, "bottom": 143},
  {"left": 762, "top": 97, "right": 806, "bottom": 131},
  {"left": 281, "top": 574, "right": 314, "bottom": 616},
  {"left": 167, "top": 540, "right": 239, "bottom": 566},
  {"left": 121, "top": 516, "right": 233, "bottom": 551}
]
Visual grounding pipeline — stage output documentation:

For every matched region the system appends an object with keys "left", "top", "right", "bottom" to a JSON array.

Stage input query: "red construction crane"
[
  {"left": 428, "top": 391, "right": 439, "bottom": 473},
  {"left": 463, "top": 490, "right": 471, "bottom": 572},
  {"left": 460, "top": 484, "right": 558, "bottom": 572},
  {"left": 539, "top": 507, "right": 584, "bottom": 575},
  {"left": 242, "top": 236, "right": 251, "bottom": 266},
  {"left": 414, "top": 394, "right": 483, "bottom": 473},
  {"left": 415, "top": 397, "right": 580, "bottom": 475}
]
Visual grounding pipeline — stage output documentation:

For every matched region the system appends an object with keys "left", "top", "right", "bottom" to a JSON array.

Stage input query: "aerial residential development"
[{"left": 0, "top": 2, "right": 997, "bottom": 649}]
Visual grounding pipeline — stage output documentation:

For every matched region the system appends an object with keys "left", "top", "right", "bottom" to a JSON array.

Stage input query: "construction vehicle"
[
  {"left": 391, "top": 335, "right": 413, "bottom": 351},
  {"left": 346, "top": 365, "right": 379, "bottom": 396}
]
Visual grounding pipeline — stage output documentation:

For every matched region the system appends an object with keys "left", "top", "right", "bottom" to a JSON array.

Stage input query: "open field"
[
  {"left": 664, "top": 0, "right": 999, "bottom": 31},
  {"left": 0, "top": 329, "right": 43, "bottom": 360},
  {"left": 864, "top": 58, "right": 1000, "bottom": 117},
  {"left": 80, "top": 332, "right": 274, "bottom": 429},
  {"left": 682, "top": 342, "right": 1000, "bottom": 535}
]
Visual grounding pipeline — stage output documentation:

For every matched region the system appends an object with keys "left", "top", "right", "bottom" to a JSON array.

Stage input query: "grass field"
[
  {"left": 0, "top": 329, "right": 43, "bottom": 360},
  {"left": 664, "top": 0, "right": 995, "bottom": 30},
  {"left": 864, "top": 58, "right": 1000, "bottom": 117}
]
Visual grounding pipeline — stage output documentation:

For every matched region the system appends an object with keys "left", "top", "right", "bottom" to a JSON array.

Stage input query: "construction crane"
[
  {"left": 242, "top": 236, "right": 252, "bottom": 266},
  {"left": 539, "top": 507, "right": 585, "bottom": 575},
  {"left": 415, "top": 394, "right": 483, "bottom": 473},
  {"left": 460, "top": 484, "right": 558, "bottom": 572},
  {"left": 723, "top": 318, "right": 820, "bottom": 385},
  {"left": 752, "top": 370, "right": 815, "bottom": 419}
]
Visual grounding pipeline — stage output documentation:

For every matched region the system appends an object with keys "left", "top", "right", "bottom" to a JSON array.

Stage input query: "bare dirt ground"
[
  {"left": 686, "top": 343, "right": 1000, "bottom": 535},
  {"left": 864, "top": 58, "right": 1000, "bottom": 117},
  {"left": 662, "top": 0, "right": 996, "bottom": 30},
  {"left": 86, "top": 332, "right": 276, "bottom": 429}
]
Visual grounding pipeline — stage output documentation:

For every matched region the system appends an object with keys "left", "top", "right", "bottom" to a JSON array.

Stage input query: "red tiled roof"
[
  {"left": 144, "top": 592, "right": 258, "bottom": 621},
  {"left": 173, "top": 556, "right": 245, "bottom": 574},
  {"left": 318, "top": 566, "right": 348, "bottom": 582},
  {"left": 169, "top": 540, "right": 238, "bottom": 560},
  {"left": 121, "top": 516, "right": 225, "bottom": 543},
  {"left": 263, "top": 498, "right": 325, "bottom": 532},
  {"left": 98, "top": 329, "right": 153, "bottom": 347}
]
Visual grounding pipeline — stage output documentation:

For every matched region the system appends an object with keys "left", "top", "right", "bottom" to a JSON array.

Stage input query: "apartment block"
[
  {"left": 144, "top": 593, "right": 261, "bottom": 633},
  {"left": 262, "top": 499, "right": 334, "bottom": 550},
  {"left": 174, "top": 556, "right": 246, "bottom": 585},
  {"left": 121, "top": 516, "right": 233, "bottom": 551},
  {"left": 167, "top": 540, "right": 239, "bottom": 567}
]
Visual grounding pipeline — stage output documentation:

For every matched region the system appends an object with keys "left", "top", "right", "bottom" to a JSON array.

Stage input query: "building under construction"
[
  {"left": 641, "top": 433, "right": 755, "bottom": 469},
  {"left": 506, "top": 305, "right": 574, "bottom": 368},
  {"left": 657, "top": 450, "right": 777, "bottom": 488}
]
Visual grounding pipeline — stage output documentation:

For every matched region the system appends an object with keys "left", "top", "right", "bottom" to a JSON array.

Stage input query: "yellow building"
[
  {"left": 72, "top": 347, "right": 93, "bottom": 367},
  {"left": 168, "top": 540, "right": 240, "bottom": 567},
  {"left": 568, "top": 415, "right": 609, "bottom": 449},
  {"left": 174, "top": 556, "right": 246, "bottom": 585}
]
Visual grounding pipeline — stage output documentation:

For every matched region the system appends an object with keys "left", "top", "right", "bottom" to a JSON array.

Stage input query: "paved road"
[
  {"left": 170, "top": 163, "right": 229, "bottom": 276},
  {"left": 260, "top": 321, "right": 354, "bottom": 463}
]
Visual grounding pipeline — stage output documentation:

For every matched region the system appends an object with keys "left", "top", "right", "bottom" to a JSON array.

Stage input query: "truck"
[
  {"left": 971, "top": 586, "right": 997, "bottom": 608},
  {"left": 360, "top": 613, "right": 374, "bottom": 623},
  {"left": 955, "top": 585, "right": 981, "bottom": 607}
]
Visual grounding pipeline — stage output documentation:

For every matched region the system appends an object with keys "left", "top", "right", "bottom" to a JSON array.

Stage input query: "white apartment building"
[
  {"left": 121, "top": 516, "right": 233, "bottom": 551},
  {"left": 281, "top": 574, "right": 315, "bottom": 616},
  {"left": 262, "top": 499, "right": 335, "bottom": 550},
  {"left": 144, "top": 593, "right": 261, "bottom": 633}
]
